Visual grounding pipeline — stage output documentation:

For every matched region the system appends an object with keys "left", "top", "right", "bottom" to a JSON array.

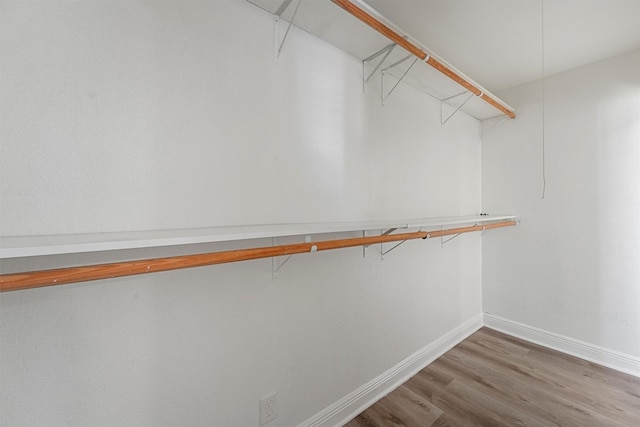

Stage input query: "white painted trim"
[
  {"left": 298, "top": 313, "right": 484, "bottom": 427},
  {"left": 299, "top": 313, "right": 640, "bottom": 427},
  {"left": 483, "top": 313, "right": 640, "bottom": 378}
]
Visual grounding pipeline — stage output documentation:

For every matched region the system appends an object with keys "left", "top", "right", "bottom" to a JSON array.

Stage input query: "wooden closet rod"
[
  {"left": 0, "top": 220, "right": 516, "bottom": 292},
  {"left": 331, "top": 0, "right": 517, "bottom": 119}
]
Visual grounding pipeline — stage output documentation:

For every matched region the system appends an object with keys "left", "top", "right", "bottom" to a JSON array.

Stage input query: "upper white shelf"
[
  {"left": 0, "top": 215, "right": 517, "bottom": 259},
  {"left": 248, "top": 0, "right": 515, "bottom": 121}
]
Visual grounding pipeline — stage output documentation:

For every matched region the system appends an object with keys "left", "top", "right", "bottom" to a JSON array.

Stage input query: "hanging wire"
[{"left": 541, "top": 0, "right": 547, "bottom": 199}]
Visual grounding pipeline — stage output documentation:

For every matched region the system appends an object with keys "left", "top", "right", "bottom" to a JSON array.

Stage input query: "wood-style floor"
[{"left": 345, "top": 327, "right": 640, "bottom": 426}]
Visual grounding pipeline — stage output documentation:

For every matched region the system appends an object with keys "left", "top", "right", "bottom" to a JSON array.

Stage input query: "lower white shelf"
[{"left": 0, "top": 214, "right": 517, "bottom": 259}]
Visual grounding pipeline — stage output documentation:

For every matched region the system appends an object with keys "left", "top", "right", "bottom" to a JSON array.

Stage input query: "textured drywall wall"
[
  {"left": 0, "top": 1, "right": 482, "bottom": 425},
  {"left": 482, "top": 49, "right": 640, "bottom": 358}
]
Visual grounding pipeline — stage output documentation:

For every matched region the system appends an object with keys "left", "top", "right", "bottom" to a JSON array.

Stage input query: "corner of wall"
[
  {"left": 484, "top": 313, "right": 640, "bottom": 378},
  {"left": 299, "top": 313, "right": 484, "bottom": 427}
]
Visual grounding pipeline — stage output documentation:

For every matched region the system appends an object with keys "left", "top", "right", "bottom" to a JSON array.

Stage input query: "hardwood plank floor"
[{"left": 345, "top": 328, "right": 640, "bottom": 426}]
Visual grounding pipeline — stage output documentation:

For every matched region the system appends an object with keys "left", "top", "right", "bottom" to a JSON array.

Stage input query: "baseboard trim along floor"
[
  {"left": 300, "top": 312, "right": 640, "bottom": 427},
  {"left": 483, "top": 313, "right": 640, "bottom": 378},
  {"left": 298, "top": 314, "right": 484, "bottom": 427}
]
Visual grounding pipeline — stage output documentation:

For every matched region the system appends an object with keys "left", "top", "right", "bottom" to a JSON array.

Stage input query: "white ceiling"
[{"left": 363, "top": 0, "right": 640, "bottom": 92}]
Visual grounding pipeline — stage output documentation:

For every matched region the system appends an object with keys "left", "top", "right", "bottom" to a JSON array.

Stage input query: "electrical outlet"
[{"left": 259, "top": 391, "right": 277, "bottom": 426}]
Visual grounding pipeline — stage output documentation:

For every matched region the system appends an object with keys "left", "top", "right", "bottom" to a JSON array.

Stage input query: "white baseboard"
[
  {"left": 298, "top": 313, "right": 484, "bottom": 427},
  {"left": 484, "top": 313, "right": 640, "bottom": 378},
  {"left": 299, "top": 313, "right": 639, "bottom": 427}
]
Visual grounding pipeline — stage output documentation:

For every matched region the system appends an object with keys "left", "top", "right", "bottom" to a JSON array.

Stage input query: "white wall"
[
  {"left": 482, "top": 50, "right": 640, "bottom": 360},
  {"left": 0, "top": 1, "right": 482, "bottom": 426}
]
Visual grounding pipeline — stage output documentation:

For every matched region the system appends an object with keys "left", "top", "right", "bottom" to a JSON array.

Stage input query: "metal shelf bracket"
[
  {"left": 441, "top": 233, "right": 462, "bottom": 247},
  {"left": 274, "top": 0, "right": 303, "bottom": 58},
  {"left": 362, "top": 42, "right": 397, "bottom": 92},
  {"left": 363, "top": 228, "right": 398, "bottom": 258},
  {"left": 382, "top": 239, "right": 407, "bottom": 256},
  {"left": 381, "top": 55, "right": 419, "bottom": 105},
  {"left": 441, "top": 90, "right": 477, "bottom": 126},
  {"left": 272, "top": 254, "right": 293, "bottom": 279},
  {"left": 271, "top": 234, "right": 311, "bottom": 278},
  {"left": 379, "top": 227, "right": 409, "bottom": 259},
  {"left": 481, "top": 115, "right": 509, "bottom": 139}
]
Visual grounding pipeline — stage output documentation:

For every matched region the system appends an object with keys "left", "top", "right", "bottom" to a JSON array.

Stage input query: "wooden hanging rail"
[
  {"left": 0, "top": 220, "right": 516, "bottom": 292},
  {"left": 331, "top": 0, "right": 517, "bottom": 119}
]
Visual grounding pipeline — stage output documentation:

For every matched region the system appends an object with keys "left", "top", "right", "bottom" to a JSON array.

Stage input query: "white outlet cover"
[{"left": 259, "top": 391, "right": 277, "bottom": 425}]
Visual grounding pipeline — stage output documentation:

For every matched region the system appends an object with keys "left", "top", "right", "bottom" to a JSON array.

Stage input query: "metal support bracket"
[
  {"left": 382, "top": 239, "right": 407, "bottom": 256},
  {"left": 381, "top": 56, "right": 419, "bottom": 105},
  {"left": 274, "top": 0, "right": 295, "bottom": 16},
  {"left": 362, "top": 42, "right": 397, "bottom": 92},
  {"left": 272, "top": 255, "right": 293, "bottom": 278},
  {"left": 441, "top": 233, "right": 462, "bottom": 247},
  {"left": 441, "top": 91, "right": 475, "bottom": 126},
  {"left": 271, "top": 234, "right": 311, "bottom": 279},
  {"left": 362, "top": 230, "right": 367, "bottom": 258},
  {"left": 481, "top": 115, "right": 509, "bottom": 139},
  {"left": 363, "top": 228, "right": 398, "bottom": 258},
  {"left": 274, "top": 0, "right": 303, "bottom": 58},
  {"left": 379, "top": 227, "right": 410, "bottom": 259}
]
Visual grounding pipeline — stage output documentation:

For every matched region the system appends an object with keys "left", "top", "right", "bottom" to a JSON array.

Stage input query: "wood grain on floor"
[{"left": 345, "top": 327, "right": 640, "bottom": 426}]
